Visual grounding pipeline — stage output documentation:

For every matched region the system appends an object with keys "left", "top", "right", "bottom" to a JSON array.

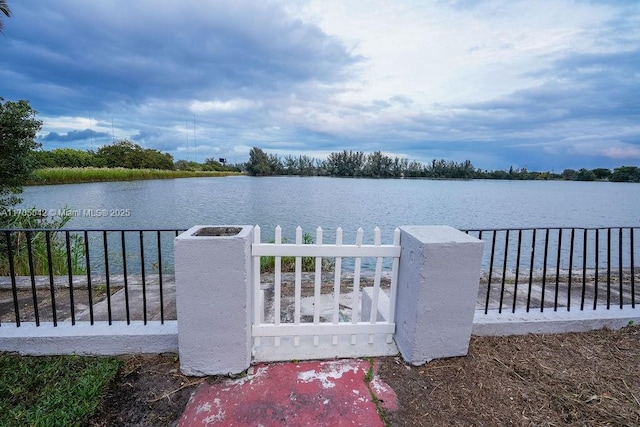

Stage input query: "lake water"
[
  {"left": 18, "top": 176, "right": 639, "bottom": 241},
  {"left": 15, "top": 176, "right": 640, "bottom": 272}
]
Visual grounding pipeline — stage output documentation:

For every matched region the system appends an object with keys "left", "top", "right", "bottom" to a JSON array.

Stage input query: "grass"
[
  {"left": 0, "top": 209, "right": 86, "bottom": 276},
  {"left": 259, "top": 233, "right": 335, "bottom": 273},
  {"left": 0, "top": 353, "right": 120, "bottom": 427},
  {"left": 28, "top": 167, "right": 244, "bottom": 185}
]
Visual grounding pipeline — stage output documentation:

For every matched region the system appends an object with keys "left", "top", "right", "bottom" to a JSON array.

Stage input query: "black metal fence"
[
  {"left": 464, "top": 227, "right": 638, "bottom": 314},
  {"left": 0, "top": 228, "right": 183, "bottom": 327},
  {"left": 2, "top": 226, "right": 638, "bottom": 327}
]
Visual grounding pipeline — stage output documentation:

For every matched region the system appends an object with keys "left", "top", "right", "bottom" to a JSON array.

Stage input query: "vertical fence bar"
[
  {"left": 139, "top": 231, "right": 147, "bottom": 325},
  {"left": 618, "top": 228, "right": 624, "bottom": 309},
  {"left": 512, "top": 229, "right": 522, "bottom": 313},
  {"left": 607, "top": 228, "right": 611, "bottom": 309},
  {"left": 103, "top": 231, "right": 112, "bottom": 325},
  {"left": 65, "top": 231, "right": 75, "bottom": 325},
  {"left": 332, "top": 227, "right": 343, "bottom": 345},
  {"left": 5, "top": 231, "right": 20, "bottom": 326},
  {"left": 527, "top": 229, "right": 536, "bottom": 312},
  {"left": 369, "top": 227, "right": 383, "bottom": 344},
  {"left": 45, "top": 231, "right": 58, "bottom": 326},
  {"left": 294, "top": 226, "right": 302, "bottom": 346},
  {"left": 540, "top": 228, "right": 550, "bottom": 312},
  {"left": 84, "top": 230, "right": 93, "bottom": 325},
  {"left": 567, "top": 228, "right": 575, "bottom": 311},
  {"left": 157, "top": 231, "right": 164, "bottom": 324},
  {"left": 581, "top": 228, "right": 588, "bottom": 310},
  {"left": 26, "top": 231, "right": 40, "bottom": 326},
  {"left": 121, "top": 231, "right": 130, "bottom": 324},
  {"left": 387, "top": 228, "right": 401, "bottom": 343},
  {"left": 554, "top": 228, "right": 562, "bottom": 311},
  {"left": 351, "top": 228, "right": 363, "bottom": 345},
  {"left": 594, "top": 229, "right": 599, "bottom": 310},
  {"left": 313, "top": 227, "right": 323, "bottom": 346},
  {"left": 485, "top": 230, "right": 497, "bottom": 314},
  {"left": 498, "top": 229, "right": 509, "bottom": 313},
  {"left": 274, "top": 226, "right": 282, "bottom": 347},
  {"left": 631, "top": 228, "right": 635, "bottom": 308}
]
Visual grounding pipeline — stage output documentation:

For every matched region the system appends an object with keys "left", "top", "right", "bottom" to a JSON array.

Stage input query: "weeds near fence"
[
  {"left": 0, "top": 353, "right": 120, "bottom": 426},
  {"left": 260, "top": 232, "right": 334, "bottom": 273},
  {"left": 0, "top": 208, "right": 86, "bottom": 276}
]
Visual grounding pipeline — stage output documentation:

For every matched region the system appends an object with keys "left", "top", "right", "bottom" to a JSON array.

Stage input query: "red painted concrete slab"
[{"left": 179, "top": 359, "right": 396, "bottom": 426}]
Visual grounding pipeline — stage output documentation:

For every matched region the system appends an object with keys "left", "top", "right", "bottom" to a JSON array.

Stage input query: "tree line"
[
  {"left": 245, "top": 147, "right": 640, "bottom": 182},
  {"left": 33, "top": 140, "right": 240, "bottom": 172}
]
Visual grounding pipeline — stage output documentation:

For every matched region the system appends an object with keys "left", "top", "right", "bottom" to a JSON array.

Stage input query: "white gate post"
[
  {"left": 174, "top": 225, "right": 253, "bottom": 376},
  {"left": 395, "top": 226, "right": 484, "bottom": 365}
]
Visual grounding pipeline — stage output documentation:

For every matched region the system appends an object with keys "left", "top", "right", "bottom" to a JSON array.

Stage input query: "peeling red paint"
[{"left": 179, "top": 359, "right": 396, "bottom": 426}]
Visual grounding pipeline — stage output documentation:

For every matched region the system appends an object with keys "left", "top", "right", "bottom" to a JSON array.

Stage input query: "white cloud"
[
  {"left": 189, "top": 99, "right": 262, "bottom": 114},
  {"left": 291, "top": 0, "right": 620, "bottom": 108}
]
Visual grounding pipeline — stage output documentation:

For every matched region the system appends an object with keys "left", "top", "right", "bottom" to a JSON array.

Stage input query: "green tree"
[
  {"left": 561, "top": 169, "right": 576, "bottom": 180},
  {"left": 246, "top": 147, "right": 273, "bottom": 176},
  {"left": 34, "top": 148, "right": 97, "bottom": 168},
  {"left": 0, "top": 0, "right": 10, "bottom": 33},
  {"left": 95, "top": 140, "right": 174, "bottom": 170},
  {"left": 591, "top": 168, "right": 611, "bottom": 180},
  {"left": 0, "top": 98, "right": 42, "bottom": 219},
  {"left": 610, "top": 166, "right": 640, "bottom": 183},
  {"left": 574, "top": 168, "right": 596, "bottom": 181}
]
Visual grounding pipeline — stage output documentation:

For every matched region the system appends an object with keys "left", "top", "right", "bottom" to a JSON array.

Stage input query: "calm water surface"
[{"left": 19, "top": 176, "right": 639, "bottom": 242}]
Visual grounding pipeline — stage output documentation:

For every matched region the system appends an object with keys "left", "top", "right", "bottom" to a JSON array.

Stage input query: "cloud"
[
  {"left": 3, "top": 0, "right": 359, "bottom": 114},
  {"left": 1, "top": 0, "right": 638, "bottom": 171},
  {"left": 41, "top": 129, "right": 109, "bottom": 143},
  {"left": 189, "top": 99, "right": 262, "bottom": 114}
]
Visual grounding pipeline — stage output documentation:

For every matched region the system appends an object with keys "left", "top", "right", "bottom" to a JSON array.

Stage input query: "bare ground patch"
[
  {"left": 84, "top": 326, "right": 640, "bottom": 426},
  {"left": 379, "top": 326, "right": 640, "bottom": 426}
]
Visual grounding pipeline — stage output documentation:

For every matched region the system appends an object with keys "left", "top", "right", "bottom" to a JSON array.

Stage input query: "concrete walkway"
[{"left": 179, "top": 359, "right": 397, "bottom": 426}]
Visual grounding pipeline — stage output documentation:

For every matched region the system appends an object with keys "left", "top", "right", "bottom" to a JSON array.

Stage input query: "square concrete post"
[
  {"left": 174, "top": 225, "right": 253, "bottom": 376},
  {"left": 395, "top": 226, "right": 484, "bottom": 365}
]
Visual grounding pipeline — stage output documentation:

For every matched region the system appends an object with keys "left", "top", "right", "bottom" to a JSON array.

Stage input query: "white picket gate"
[{"left": 251, "top": 226, "right": 401, "bottom": 362}]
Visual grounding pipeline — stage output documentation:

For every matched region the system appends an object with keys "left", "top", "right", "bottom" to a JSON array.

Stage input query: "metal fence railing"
[
  {"left": 2, "top": 226, "right": 638, "bottom": 327},
  {"left": 0, "top": 228, "right": 184, "bottom": 327},
  {"left": 464, "top": 227, "right": 638, "bottom": 314}
]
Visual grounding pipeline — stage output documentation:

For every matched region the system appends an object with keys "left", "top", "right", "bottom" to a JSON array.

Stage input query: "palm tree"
[{"left": 0, "top": 0, "right": 11, "bottom": 33}]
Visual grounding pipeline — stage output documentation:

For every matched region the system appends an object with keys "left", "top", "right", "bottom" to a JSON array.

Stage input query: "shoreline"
[{"left": 26, "top": 167, "right": 244, "bottom": 186}]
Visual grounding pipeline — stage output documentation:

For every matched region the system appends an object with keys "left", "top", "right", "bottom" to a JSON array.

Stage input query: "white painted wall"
[
  {"left": 0, "top": 321, "right": 177, "bottom": 355},
  {"left": 473, "top": 307, "right": 640, "bottom": 336},
  {"left": 395, "top": 226, "right": 484, "bottom": 365},
  {"left": 174, "top": 225, "right": 253, "bottom": 376}
]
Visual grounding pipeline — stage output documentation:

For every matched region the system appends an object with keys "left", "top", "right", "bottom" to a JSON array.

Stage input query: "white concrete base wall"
[
  {"left": 0, "top": 321, "right": 177, "bottom": 355},
  {"left": 175, "top": 225, "right": 253, "bottom": 376},
  {"left": 473, "top": 307, "right": 640, "bottom": 336},
  {"left": 395, "top": 226, "right": 484, "bottom": 365}
]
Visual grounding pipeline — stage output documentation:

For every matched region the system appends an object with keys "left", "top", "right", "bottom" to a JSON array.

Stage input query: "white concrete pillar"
[
  {"left": 395, "top": 226, "right": 484, "bottom": 365},
  {"left": 174, "top": 225, "right": 253, "bottom": 376}
]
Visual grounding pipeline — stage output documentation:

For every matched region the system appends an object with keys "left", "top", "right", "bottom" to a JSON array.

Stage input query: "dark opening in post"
[{"left": 192, "top": 226, "right": 242, "bottom": 237}]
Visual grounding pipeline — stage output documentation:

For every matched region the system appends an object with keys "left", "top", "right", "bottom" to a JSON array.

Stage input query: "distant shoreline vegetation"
[
  {"left": 245, "top": 147, "right": 640, "bottom": 183},
  {"left": 28, "top": 139, "right": 243, "bottom": 185},
  {"left": 27, "top": 168, "right": 242, "bottom": 185},
  {"left": 29, "top": 142, "right": 640, "bottom": 184}
]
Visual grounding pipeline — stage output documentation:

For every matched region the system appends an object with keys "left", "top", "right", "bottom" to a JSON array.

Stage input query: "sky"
[{"left": 1, "top": 0, "right": 639, "bottom": 171}]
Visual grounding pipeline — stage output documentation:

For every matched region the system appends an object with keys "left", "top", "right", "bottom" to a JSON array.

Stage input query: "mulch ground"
[{"left": 88, "top": 326, "right": 640, "bottom": 426}]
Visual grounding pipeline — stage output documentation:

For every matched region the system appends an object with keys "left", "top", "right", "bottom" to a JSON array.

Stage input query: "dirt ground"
[{"left": 88, "top": 326, "right": 640, "bottom": 426}]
